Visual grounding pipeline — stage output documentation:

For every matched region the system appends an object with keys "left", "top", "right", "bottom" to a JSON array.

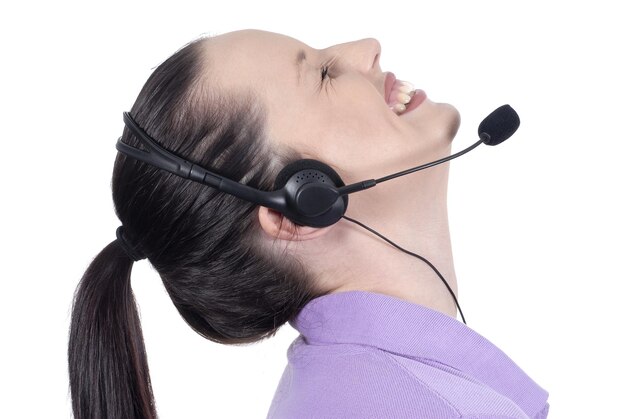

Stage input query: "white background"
[{"left": 1, "top": 1, "right": 624, "bottom": 418}]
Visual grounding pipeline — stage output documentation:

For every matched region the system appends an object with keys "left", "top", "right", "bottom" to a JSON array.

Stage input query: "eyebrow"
[{"left": 295, "top": 49, "right": 306, "bottom": 85}]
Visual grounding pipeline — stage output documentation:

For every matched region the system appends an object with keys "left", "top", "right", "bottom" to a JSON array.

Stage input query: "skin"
[{"left": 204, "top": 29, "right": 462, "bottom": 319}]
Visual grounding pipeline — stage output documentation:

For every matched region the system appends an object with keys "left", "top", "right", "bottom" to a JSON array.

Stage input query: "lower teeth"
[
  {"left": 391, "top": 90, "right": 416, "bottom": 115},
  {"left": 392, "top": 103, "right": 406, "bottom": 114}
]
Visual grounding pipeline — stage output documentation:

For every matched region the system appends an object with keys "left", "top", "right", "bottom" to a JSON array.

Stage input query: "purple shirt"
[{"left": 267, "top": 290, "right": 549, "bottom": 418}]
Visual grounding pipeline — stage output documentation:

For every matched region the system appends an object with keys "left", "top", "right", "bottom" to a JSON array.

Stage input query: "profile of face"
[{"left": 205, "top": 29, "right": 461, "bottom": 242}]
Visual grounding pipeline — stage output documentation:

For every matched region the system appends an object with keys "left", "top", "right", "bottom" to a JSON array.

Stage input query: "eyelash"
[
  {"left": 321, "top": 65, "right": 331, "bottom": 82},
  {"left": 319, "top": 58, "right": 337, "bottom": 84}
]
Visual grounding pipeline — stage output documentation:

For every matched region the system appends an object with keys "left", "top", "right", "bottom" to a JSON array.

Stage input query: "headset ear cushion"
[{"left": 274, "top": 158, "right": 345, "bottom": 190}]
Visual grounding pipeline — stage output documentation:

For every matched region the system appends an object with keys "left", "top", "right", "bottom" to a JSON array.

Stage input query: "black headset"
[{"left": 116, "top": 105, "right": 521, "bottom": 325}]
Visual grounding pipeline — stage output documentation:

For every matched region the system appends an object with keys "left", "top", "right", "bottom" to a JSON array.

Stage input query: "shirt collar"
[{"left": 289, "top": 290, "right": 548, "bottom": 416}]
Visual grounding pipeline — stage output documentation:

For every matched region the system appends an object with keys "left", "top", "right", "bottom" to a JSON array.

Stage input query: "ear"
[{"left": 257, "top": 206, "right": 334, "bottom": 241}]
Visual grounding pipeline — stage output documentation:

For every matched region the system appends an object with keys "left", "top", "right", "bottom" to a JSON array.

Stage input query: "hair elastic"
[{"left": 115, "top": 225, "right": 147, "bottom": 262}]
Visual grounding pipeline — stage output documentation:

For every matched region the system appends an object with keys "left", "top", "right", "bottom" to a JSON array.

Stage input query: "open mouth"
[{"left": 384, "top": 72, "right": 427, "bottom": 115}]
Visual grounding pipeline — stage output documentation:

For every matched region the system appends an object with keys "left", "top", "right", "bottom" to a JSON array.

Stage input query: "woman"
[{"left": 68, "top": 29, "right": 549, "bottom": 418}]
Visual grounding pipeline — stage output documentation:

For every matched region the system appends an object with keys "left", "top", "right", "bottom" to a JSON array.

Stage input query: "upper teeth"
[
  {"left": 397, "top": 92, "right": 412, "bottom": 104},
  {"left": 390, "top": 80, "right": 416, "bottom": 114},
  {"left": 398, "top": 81, "right": 414, "bottom": 93}
]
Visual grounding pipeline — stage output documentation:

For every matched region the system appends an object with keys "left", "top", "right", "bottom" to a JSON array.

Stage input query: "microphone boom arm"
[{"left": 336, "top": 135, "right": 487, "bottom": 196}]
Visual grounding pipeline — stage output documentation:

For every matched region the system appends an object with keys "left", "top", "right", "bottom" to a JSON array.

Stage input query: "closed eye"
[
  {"left": 321, "top": 65, "right": 330, "bottom": 81},
  {"left": 318, "top": 57, "right": 338, "bottom": 91}
]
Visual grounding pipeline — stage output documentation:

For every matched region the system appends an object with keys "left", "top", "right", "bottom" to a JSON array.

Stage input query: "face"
[{"left": 204, "top": 29, "right": 461, "bottom": 194}]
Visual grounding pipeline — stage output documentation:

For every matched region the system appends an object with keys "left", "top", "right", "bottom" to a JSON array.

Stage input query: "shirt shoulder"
[
  {"left": 267, "top": 340, "right": 546, "bottom": 419},
  {"left": 267, "top": 344, "right": 460, "bottom": 418}
]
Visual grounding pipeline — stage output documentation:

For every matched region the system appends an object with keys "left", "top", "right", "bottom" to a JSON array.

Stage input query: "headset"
[{"left": 116, "top": 104, "right": 521, "bottom": 325}]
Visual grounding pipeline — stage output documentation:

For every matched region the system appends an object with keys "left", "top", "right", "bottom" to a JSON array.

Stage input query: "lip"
[{"left": 384, "top": 72, "right": 396, "bottom": 105}]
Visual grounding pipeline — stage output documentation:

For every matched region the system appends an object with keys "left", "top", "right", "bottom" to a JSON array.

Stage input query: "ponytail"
[
  {"left": 68, "top": 32, "right": 324, "bottom": 417},
  {"left": 68, "top": 239, "right": 156, "bottom": 419}
]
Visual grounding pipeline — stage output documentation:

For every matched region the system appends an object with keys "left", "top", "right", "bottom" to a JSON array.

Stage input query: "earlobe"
[{"left": 257, "top": 206, "right": 332, "bottom": 241}]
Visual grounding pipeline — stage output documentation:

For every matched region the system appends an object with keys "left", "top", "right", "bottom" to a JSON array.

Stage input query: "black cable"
[{"left": 341, "top": 215, "right": 467, "bottom": 325}]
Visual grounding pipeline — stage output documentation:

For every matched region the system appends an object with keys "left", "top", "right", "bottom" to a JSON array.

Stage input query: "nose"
[{"left": 326, "top": 38, "right": 382, "bottom": 74}]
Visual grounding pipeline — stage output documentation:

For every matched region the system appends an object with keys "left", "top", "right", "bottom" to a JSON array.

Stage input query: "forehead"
[
  {"left": 207, "top": 29, "right": 303, "bottom": 66},
  {"left": 203, "top": 30, "right": 305, "bottom": 94}
]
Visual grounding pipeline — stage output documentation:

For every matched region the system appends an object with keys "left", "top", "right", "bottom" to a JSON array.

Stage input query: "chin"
[
  {"left": 441, "top": 103, "right": 461, "bottom": 143},
  {"left": 408, "top": 100, "right": 461, "bottom": 147}
]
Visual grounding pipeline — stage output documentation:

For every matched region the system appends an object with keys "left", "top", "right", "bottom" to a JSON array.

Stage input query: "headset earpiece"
[{"left": 273, "top": 159, "right": 349, "bottom": 228}]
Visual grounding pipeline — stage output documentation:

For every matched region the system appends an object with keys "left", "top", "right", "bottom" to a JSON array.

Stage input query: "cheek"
[
  {"left": 319, "top": 106, "right": 394, "bottom": 152},
  {"left": 312, "top": 114, "right": 408, "bottom": 182},
  {"left": 328, "top": 100, "right": 397, "bottom": 140}
]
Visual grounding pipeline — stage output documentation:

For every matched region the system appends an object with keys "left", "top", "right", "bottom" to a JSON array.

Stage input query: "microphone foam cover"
[{"left": 478, "top": 104, "right": 520, "bottom": 146}]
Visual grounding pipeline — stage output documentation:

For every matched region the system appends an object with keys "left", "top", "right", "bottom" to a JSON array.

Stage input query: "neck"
[{"left": 304, "top": 165, "right": 459, "bottom": 320}]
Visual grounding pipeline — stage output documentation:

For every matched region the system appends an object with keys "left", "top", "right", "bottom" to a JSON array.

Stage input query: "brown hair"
[{"left": 68, "top": 35, "right": 326, "bottom": 419}]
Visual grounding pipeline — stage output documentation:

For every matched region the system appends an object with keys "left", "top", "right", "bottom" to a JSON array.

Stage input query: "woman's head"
[
  {"left": 208, "top": 30, "right": 460, "bottom": 296},
  {"left": 68, "top": 29, "right": 461, "bottom": 419},
  {"left": 208, "top": 29, "right": 459, "bottom": 197}
]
